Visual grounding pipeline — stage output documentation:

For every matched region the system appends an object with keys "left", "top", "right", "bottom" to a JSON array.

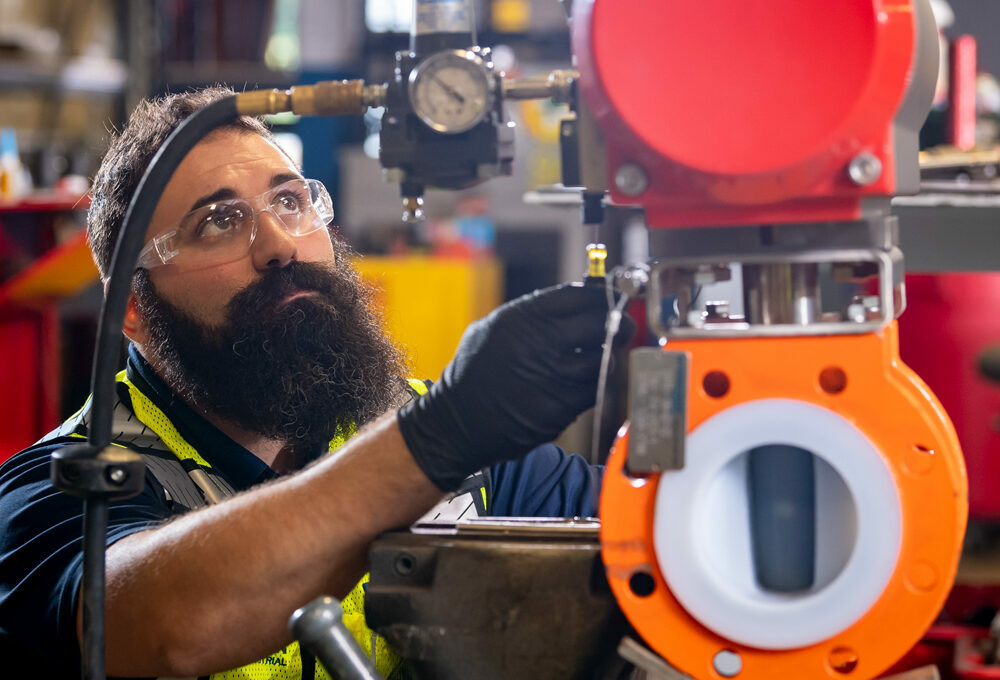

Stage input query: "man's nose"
[{"left": 250, "top": 209, "right": 297, "bottom": 270}]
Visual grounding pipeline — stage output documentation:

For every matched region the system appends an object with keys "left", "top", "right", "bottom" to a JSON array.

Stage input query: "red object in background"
[
  {"left": 0, "top": 307, "right": 60, "bottom": 459},
  {"left": 0, "top": 194, "right": 94, "bottom": 462},
  {"left": 890, "top": 624, "right": 1000, "bottom": 680},
  {"left": 573, "top": 0, "right": 925, "bottom": 228},
  {"left": 898, "top": 273, "right": 1000, "bottom": 521},
  {"left": 949, "top": 36, "right": 978, "bottom": 151}
]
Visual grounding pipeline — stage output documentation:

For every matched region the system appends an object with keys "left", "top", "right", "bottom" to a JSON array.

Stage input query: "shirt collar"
[{"left": 125, "top": 344, "right": 276, "bottom": 490}]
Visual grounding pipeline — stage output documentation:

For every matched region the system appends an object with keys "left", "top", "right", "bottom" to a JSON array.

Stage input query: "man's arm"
[
  {"left": 97, "top": 414, "right": 440, "bottom": 677},
  {"left": 87, "top": 283, "right": 629, "bottom": 677}
]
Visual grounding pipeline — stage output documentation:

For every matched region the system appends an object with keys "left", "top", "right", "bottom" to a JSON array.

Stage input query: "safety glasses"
[{"left": 136, "top": 178, "right": 335, "bottom": 271}]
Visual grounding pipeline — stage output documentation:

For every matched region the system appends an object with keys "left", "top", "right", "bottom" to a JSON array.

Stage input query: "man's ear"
[{"left": 122, "top": 293, "right": 149, "bottom": 345}]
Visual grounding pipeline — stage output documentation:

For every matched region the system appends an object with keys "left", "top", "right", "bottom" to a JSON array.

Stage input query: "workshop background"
[{"left": 0, "top": 0, "right": 998, "bottom": 466}]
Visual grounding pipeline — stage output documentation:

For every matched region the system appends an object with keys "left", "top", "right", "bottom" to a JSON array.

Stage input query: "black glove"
[{"left": 397, "top": 282, "right": 635, "bottom": 491}]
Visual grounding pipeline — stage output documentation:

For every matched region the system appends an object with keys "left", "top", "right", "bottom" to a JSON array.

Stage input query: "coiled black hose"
[
  {"left": 70, "top": 95, "right": 239, "bottom": 680},
  {"left": 89, "top": 96, "right": 239, "bottom": 445}
]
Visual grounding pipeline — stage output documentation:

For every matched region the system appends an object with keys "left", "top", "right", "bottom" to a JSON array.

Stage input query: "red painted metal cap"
[{"left": 589, "top": 0, "right": 882, "bottom": 175}]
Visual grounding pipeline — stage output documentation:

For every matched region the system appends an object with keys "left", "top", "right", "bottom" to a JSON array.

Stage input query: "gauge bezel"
[{"left": 407, "top": 49, "right": 496, "bottom": 134}]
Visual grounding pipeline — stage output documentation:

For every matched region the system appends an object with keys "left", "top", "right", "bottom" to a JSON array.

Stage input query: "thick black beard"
[{"left": 133, "top": 245, "right": 408, "bottom": 463}]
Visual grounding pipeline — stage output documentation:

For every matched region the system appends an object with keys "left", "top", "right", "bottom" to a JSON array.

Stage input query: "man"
[{"left": 0, "top": 87, "right": 625, "bottom": 678}]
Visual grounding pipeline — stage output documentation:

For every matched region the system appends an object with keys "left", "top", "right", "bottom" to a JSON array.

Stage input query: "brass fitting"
[
  {"left": 236, "top": 79, "right": 374, "bottom": 117},
  {"left": 586, "top": 242, "right": 608, "bottom": 278}
]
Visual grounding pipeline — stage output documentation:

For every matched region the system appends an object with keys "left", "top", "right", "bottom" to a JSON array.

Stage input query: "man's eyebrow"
[
  {"left": 186, "top": 173, "right": 302, "bottom": 213},
  {"left": 189, "top": 187, "right": 238, "bottom": 213},
  {"left": 270, "top": 172, "right": 303, "bottom": 188}
]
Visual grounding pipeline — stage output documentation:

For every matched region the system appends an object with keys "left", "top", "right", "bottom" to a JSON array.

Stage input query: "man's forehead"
[
  {"left": 148, "top": 130, "right": 299, "bottom": 235},
  {"left": 177, "top": 131, "right": 298, "bottom": 185}
]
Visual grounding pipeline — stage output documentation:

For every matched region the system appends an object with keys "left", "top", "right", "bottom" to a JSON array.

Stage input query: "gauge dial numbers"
[{"left": 408, "top": 50, "right": 494, "bottom": 134}]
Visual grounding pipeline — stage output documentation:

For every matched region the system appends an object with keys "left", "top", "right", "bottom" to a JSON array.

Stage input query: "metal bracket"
[{"left": 50, "top": 443, "right": 146, "bottom": 501}]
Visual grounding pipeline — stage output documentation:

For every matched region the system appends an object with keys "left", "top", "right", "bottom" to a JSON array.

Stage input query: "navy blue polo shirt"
[{"left": 0, "top": 345, "right": 601, "bottom": 678}]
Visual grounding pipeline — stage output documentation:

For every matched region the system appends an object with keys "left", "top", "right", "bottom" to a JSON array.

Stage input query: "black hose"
[
  {"left": 88, "top": 95, "right": 240, "bottom": 448},
  {"left": 80, "top": 499, "right": 108, "bottom": 680},
  {"left": 78, "top": 95, "right": 239, "bottom": 680}
]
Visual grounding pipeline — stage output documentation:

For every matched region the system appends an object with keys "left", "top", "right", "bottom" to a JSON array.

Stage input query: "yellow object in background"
[
  {"left": 352, "top": 256, "right": 503, "bottom": 381},
  {"left": 491, "top": 0, "right": 530, "bottom": 32}
]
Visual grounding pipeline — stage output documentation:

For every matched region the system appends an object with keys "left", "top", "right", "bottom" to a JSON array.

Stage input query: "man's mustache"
[{"left": 228, "top": 261, "right": 355, "bottom": 315}]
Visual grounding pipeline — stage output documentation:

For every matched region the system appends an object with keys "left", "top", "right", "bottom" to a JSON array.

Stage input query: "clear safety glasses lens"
[{"left": 136, "top": 179, "right": 334, "bottom": 271}]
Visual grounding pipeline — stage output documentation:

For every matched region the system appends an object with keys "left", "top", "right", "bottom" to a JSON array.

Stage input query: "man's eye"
[
  {"left": 196, "top": 208, "right": 246, "bottom": 237},
  {"left": 272, "top": 192, "right": 305, "bottom": 214}
]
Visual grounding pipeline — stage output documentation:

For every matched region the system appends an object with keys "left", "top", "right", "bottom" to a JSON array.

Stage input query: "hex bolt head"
[
  {"left": 848, "top": 152, "right": 883, "bottom": 186},
  {"left": 614, "top": 162, "right": 649, "bottom": 196}
]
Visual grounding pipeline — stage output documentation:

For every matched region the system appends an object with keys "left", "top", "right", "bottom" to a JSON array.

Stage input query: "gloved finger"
[
  {"left": 522, "top": 282, "right": 610, "bottom": 318},
  {"left": 545, "top": 307, "right": 612, "bottom": 352},
  {"left": 551, "top": 347, "right": 605, "bottom": 382}
]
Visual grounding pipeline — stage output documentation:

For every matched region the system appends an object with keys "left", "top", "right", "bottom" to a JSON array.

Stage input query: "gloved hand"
[{"left": 397, "top": 283, "right": 635, "bottom": 491}]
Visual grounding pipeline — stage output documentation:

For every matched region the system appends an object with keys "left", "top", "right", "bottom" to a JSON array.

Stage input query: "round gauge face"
[{"left": 409, "top": 51, "right": 493, "bottom": 134}]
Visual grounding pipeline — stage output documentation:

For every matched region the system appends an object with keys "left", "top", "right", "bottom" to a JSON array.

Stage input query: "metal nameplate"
[{"left": 626, "top": 348, "right": 688, "bottom": 473}]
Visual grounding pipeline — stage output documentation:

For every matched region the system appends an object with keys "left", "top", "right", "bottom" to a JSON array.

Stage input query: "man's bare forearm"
[{"left": 89, "top": 414, "right": 442, "bottom": 677}]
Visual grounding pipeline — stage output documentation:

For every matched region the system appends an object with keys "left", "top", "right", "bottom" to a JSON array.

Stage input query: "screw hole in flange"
[
  {"left": 829, "top": 646, "right": 859, "bottom": 674},
  {"left": 819, "top": 366, "right": 848, "bottom": 395},
  {"left": 703, "top": 371, "right": 730, "bottom": 398},
  {"left": 629, "top": 571, "right": 656, "bottom": 597}
]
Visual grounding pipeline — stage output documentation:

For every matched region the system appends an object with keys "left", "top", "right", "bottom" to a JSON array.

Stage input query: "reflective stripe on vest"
[{"left": 39, "top": 373, "right": 484, "bottom": 680}]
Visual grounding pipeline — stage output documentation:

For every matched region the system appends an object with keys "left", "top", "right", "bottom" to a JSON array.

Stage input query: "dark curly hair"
[{"left": 87, "top": 87, "right": 273, "bottom": 280}]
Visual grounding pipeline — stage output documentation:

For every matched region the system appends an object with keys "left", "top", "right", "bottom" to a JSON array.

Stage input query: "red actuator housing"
[{"left": 572, "top": 0, "right": 938, "bottom": 228}]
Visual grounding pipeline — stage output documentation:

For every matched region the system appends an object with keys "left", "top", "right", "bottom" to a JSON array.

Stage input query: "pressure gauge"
[{"left": 408, "top": 50, "right": 495, "bottom": 134}]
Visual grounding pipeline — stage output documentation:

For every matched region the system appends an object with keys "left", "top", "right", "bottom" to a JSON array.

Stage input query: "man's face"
[
  {"left": 144, "top": 129, "right": 336, "bottom": 322},
  {"left": 131, "top": 129, "right": 407, "bottom": 461}
]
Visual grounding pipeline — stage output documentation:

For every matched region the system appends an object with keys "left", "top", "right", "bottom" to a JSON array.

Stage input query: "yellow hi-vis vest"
[{"left": 46, "top": 370, "right": 489, "bottom": 680}]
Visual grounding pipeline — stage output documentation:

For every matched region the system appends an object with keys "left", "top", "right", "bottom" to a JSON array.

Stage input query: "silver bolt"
[
  {"left": 848, "top": 152, "right": 882, "bottom": 186},
  {"left": 846, "top": 294, "right": 881, "bottom": 322},
  {"left": 847, "top": 295, "right": 866, "bottom": 322},
  {"left": 614, "top": 162, "right": 648, "bottom": 196},
  {"left": 713, "top": 650, "right": 742, "bottom": 677},
  {"left": 108, "top": 467, "right": 127, "bottom": 484},
  {"left": 705, "top": 301, "right": 730, "bottom": 320},
  {"left": 402, "top": 196, "right": 425, "bottom": 223}
]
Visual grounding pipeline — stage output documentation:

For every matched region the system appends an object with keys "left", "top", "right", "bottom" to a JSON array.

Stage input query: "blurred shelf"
[
  {"left": 0, "top": 191, "right": 90, "bottom": 213},
  {"left": 0, "top": 58, "right": 126, "bottom": 94},
  {"left": 894, "top": 184, "right": 1000, "bottom": 208},
  {"left": 161, "top": 62, "right": 297, "bottom": 89}
]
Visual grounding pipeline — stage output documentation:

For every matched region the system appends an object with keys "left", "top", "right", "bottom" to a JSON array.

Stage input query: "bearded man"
[{"left": 0, "top": 88, "right": 624, "bottom": 679}]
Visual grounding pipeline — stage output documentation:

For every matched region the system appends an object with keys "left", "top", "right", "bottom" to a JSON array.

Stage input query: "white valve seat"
[{"left": 653, "top": 398, "right": 902, "bottom": 650}]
